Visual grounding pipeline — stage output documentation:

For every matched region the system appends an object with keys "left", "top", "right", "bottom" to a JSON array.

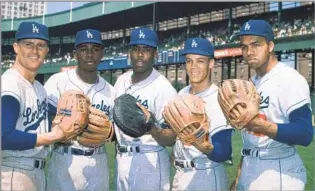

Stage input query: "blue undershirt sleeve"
[
  {"left": 276, "top": 104, "right": 313, "bottom": 146},
  {"left": 207, "top": 129, "right": 233, "bottom": 162},
  {"left": 48, "top": 103, "right": 57, "bottom": 132},
  {"left": 2, "top": 95, "right": 37, "bottom": 150}
]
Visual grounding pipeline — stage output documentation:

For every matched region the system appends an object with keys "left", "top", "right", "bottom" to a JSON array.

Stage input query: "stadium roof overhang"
[{"left": 2, "top": 2, "right": 249, "bottom": 38}]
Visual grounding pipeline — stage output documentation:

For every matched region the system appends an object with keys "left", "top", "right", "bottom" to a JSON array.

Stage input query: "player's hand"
[
  {"left": 244, "top": 115, "right": 266, "bottom": 131},
  {"left": 148, "top": 125, "right": 159, "bottom": 135},
  {"left": 51, "top": 125, "right": 66, "bottom": 142},
  {"left": 244, "top": 115, "right": 260, "bottom": 130},
  {"left": 244, "top": 116, "right": 277, "bottom": 138},
  {"left": 191, "top": 137, "right": 214, "bottom": 155}
]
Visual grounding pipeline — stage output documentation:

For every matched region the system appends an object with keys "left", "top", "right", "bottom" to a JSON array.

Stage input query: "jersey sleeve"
[
  {"left": 108, "top": 84, "right": 116, "bottom": 120},
  {"left": 153, "top": 84, "right": 178, "bottom": 125},
  {"left": 2, "top": 95, "right": 37, "bottom": 150},
  {"left": 209, "top": 114, "right": 233, "bottom": 137},
  {"left": 208, "top": 93, "right": 233, "bottom": 136},
  {"left": 110, "top": 85, "right": 117, "bottom": 103},
  {"left": 279, "top": 75, "right": 311, "bottom": 118},
  {"left": 44, "top": 74, "right": 61, "bottom": 115},
  {"left": 2, "top": 75, "right": 22, "bottom": 104},
  {"left": 1, "top": 74, "right": 37, "bottom": 150},
  {"left": 113, "top": 74, "right": 124, "bottom": 99}
]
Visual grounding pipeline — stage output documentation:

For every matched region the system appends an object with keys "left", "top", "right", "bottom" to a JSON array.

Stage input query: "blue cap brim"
[
  {"left": 75, "top": 40, "right": 104, "bottom": 47},
  {"left": 16, "top": 34, "right": 49, "bottom": 42},
  {"left": 129, "top": 40, "right": 157, "bottom": 48},
  {"left": 237, "top": 31, "right": 271, "bottom": 40},
  {"left": 180, "top": 50, "right": 213, "bottom": 57}
]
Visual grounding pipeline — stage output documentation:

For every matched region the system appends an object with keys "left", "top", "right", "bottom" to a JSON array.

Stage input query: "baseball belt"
[
  {"left": 2, "top": 156, "right": 46, "bottom": 171},
  {"left": 174, "top": 157, "right": 220, "bottom": 170},
  {"left": 116, "top": 143, "right": 165, "bottom": 154},
  {"left": 54, "top": 145, "right": 105, "bottom": 156},
  {"left": 241, "top": 147, "right": 296, "bottom": 160}
]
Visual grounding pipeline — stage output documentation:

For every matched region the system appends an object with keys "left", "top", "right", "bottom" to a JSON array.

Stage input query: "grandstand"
[
  {"left": 1, "top": 2, "right": 314, "bottom": 93},
  {"left": 2, "top": 2, "right": 315, "bottom": 190}
]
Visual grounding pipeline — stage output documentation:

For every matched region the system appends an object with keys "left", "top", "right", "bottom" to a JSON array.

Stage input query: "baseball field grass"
[{"left": 105, "top": 130, "right": 314, "bottom": 191}]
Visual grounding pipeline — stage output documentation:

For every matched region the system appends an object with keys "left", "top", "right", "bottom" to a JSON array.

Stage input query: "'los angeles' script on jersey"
[
  {"left": 23, "top": 98, "right": 48, "bottom": 126},
  {"left": 260, "top": 92, "right": 269, "bottom": 109},
  {"left": 92, "top": 100, "right": 111, "bottom": 115},
  {"left": 135, "top": 95, "right": 149, "bottom": 109}
]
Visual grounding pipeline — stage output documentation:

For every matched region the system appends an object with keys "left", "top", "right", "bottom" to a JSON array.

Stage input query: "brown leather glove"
[
  {"left": 77, "top": 107, "right": 114, "bottom": 147},
  {"left": 163, "top": 94, "right": 213, "bottom": 152},
  {"left": 52, "top": 90, "right": 90, "bottom": 142},
  {"left": 218, "top": 79, "right": 260, "bottom": 130}
]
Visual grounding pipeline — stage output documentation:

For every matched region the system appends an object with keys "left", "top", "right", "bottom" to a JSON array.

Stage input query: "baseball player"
[
  {"left": 44, "top": 29, "right": 115, "bottom": 191},
  {"left": 114, "top": 28, "right": 178, "bottom": 191},
  {"left": 233, "top": 19, "right": 313, "bottom": 190},
  {"left": 171, "top": 38, "right": 233, "bottom": 191},
  {"left": 1, "top": 21, "right": 70, "bottom": 191}
]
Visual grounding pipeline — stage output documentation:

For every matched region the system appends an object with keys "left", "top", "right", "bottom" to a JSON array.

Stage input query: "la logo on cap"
[
  {"left": 86, "top": 30, "right": 93, "bottom": 38},
  {"left": 244, "top": 22, "right": 251, "bottom": 31},
  {"left": 191, "top": 39, "right": 198, "bottom": 48},
  {"left": 139, "top": 30, "right": 145, "bottom": 39},
  {"left": 32, "top": 24, "right": 39, "bottom": 33}
]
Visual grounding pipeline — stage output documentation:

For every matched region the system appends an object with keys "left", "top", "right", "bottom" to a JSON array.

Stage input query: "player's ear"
[
  {"left": 13, "top": 41, "right": 19, "bottom": 54},
  {"left": 73, "top": 50, "right": 77, "bottom": 60},
  {"left": 129, "top": 48, "right": 132, "bottom": 56},
  {"left": 154, "top": 48, "right": 158, "bottom": 58},
  {"left": 268, "top": 41, "right": 275, "bottom": 53},
  {"left": 209, "top": 58, "right": 215, "bottom": 69}
]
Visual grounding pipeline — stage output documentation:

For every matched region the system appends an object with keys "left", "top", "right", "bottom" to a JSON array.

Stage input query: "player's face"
[
  {"left": 13, "top": 39, "right": 49, "bottom": 71},
  {"left": 130, "top": 45, "right": 156, "bottom": 73},
  {"left": 185, "top": 54, "right": 214, "bottom": 84},
  {"left": 75, "top": 43, "right": 104, "bottom": 72},
  {"left": 240, "top": 36, "right": 274, "bottom": 70}
]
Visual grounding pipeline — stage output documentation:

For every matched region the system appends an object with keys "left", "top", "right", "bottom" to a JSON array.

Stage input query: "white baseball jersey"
[
  {"left": 237, "top": 63, "right": 308, "bottom": 191},
  {"left": 173, "top": 84, "right": 232, "bottom": 161},
  {"left": 114, "top": 68, "right": 178, "bottom": 146},
  {"left": 242, "top": 62, "right": 311, "bottom": 149},
  {"left": 44, "top": 68, "right": 115, "bottom": 149},
  {"left": 171, "top": 84, "right": 231, "bottom": 191},
  {"left": 44, "top": 68, "right": 115, "bottom": 191},
  {"left": 114, "top": 68, "right": 177, "bottom": 191},
  {"left": 1, "top": 69, "right": 49, "bottom": 159}
]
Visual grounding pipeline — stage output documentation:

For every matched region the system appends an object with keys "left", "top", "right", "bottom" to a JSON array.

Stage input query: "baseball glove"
[
  {"left": 163, "top": 94, "right": 212, "bottom": 150},
  {"left": 218, "top": 79, "right": 260, "bottom": 130},
  {"left": 52, "top": 90, "right": 90, "bottom": 142},
  {"left": 113, "top": 94, "right": 157, "bottom": 138},
  {"left": 77, "top": 107, "right": 114, "bottom": 147}
]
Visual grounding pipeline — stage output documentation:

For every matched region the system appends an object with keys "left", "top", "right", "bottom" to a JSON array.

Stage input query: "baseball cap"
[
  {"left": 75, "top": 29, "right": 104, "bottom": 48},
  {"left": 129, "top": 28, "right": 158, "bottom": 48},
  {"left": 181, "top": 38, "right": 214, "bottom": 57},
  {"left": 15, "top": 21, "right": 49, "bottom": 41},
  {"left": 238, "top": 19, "right": 274, "bottom": 41}
]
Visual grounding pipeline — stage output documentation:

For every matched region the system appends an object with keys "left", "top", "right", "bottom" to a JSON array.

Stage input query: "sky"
[{"left": 46, "top": 2, "right": 89, "bottom": 14}]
